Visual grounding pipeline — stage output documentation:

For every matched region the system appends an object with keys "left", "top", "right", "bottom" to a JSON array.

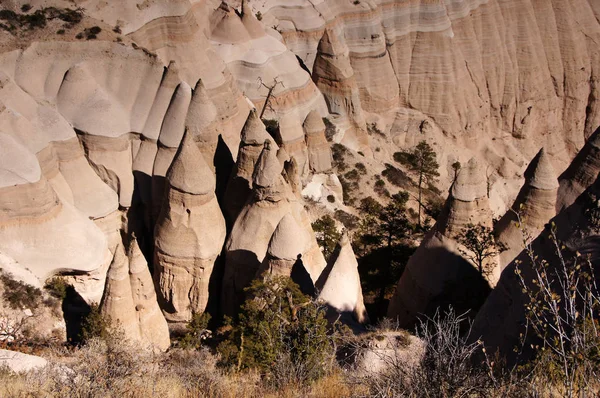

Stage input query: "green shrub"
[
  {"left": 355, "top": 162, "right": 367, "bottom": 174},
  {"left": 322, "top": 118, "right": 336, "bottom": 141},
  {"left": 44, "top": 277, "right": 68, "bottom": 300},
  {"left": 327, "top": 194, "right": 335, "bottom": 203},
  {"left": 20, "top": 4, "right": 32, "bottom": 12},
  {"left": 80, "top": 304, "right": 112, "bottom": 343},
  {"left": 0, "top": 271, "right": 42, "bottom": 310},
  {"left": 334, "top": 210, "right": 360, "bottom": 230},
  {"left": 217, "top": 276, "right": 339, "bottom": 386},
  {"left": 381, "top": 163, "right": 412, "bottom": 188},
  {"left": 344, "top": 169, "right": 359, "bottom": 181},
  {"left": 255, "top": 11, "right": 262, "bottom": 21},
  {"left": 180, "top": 313, "right": 212, "bottom": 350}
]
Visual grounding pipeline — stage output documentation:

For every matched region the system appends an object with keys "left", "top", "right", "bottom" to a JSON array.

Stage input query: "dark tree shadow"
[{"left": 290, "top": 254, "right": 315, "bottom": 297}]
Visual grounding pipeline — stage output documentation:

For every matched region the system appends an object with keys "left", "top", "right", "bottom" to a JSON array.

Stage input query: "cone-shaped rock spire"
[
  {"left": 495, "top": 148, "right": 558, "bottom": 269},
  {"left": 317, "top": 233, "right": 369, "bottom": 325},
  {"left": 556, "top": 128, "right": 600, "bottom": 212},
  {"left": 154, "top": 128, "right": 226, "bottom": 324},
  {"left": 387, "top": 157, "right": 493, "bottom": 327},
  {"left": 101, "top": 243, "right": 141, "bottom": 342},
  {"left": 128, "top": 237, "right": 170, "bottom": 352},
  {"left": 166, "top": 130, "right": 215, "bottom": 195}
]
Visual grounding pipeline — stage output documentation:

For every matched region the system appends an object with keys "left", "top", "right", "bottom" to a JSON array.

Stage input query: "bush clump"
[
  {"left": 217, "top": 276, "right": 341, "bottom": 387},
  {"left": 0, "top": 271, "right": 42, "bottom": 310}
]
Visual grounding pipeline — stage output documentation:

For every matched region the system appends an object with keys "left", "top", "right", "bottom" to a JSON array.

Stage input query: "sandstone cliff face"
[
  {"left": 259, "top": 0, "right": 600, "bottom": 204},
  {"left": 154, "top": 132, "right": 226, "bottom": 323},
  {"left": 0, "top": 0, "right": 599, "bottom": 349},
  {"left": 387, "top": 158, "right": 494, "bottom": 327}
]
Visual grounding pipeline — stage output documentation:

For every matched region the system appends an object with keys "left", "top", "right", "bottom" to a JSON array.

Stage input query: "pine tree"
[{"left": 394, "top": 140, "right": 440, "bottom": 228}]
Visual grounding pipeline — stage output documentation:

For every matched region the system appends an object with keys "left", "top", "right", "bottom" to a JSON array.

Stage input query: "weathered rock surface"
[
  {"left": 473, "top": 167, "right": 600, "bottom": 361},
  {"left": 317, "top": 233, "right": 369, "bottom": 325},
  {"left": 221, "top": 140, "right": 326, "bottom": 316},
  {"left": 304, "top": 110, "right": 333, "bottom": 174},
  {"left": 387, "top": 158, "right": 494, "bottom": 327},
  {"left": 495, "top": 148, "right": 558, "bottom": 269},
  {"left": 556, "top": 128, "right": 600, "bottom": 212},
  {"left": 0, "top": 350, "right": 47, "bottom": 373},
  {"left": 154, "top": 131, "right": 226, "bottom": 323}
]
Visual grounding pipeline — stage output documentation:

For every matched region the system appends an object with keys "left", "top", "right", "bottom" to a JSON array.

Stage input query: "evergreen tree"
[
  {"left": 394, "top": 141, "right": 440, "bottom": 228},
  {"left": 456, "top": 223, "right": 507, "bottom": 277},
  {"left": 311, "top": 215, "right": 342, "bottom": 261}
]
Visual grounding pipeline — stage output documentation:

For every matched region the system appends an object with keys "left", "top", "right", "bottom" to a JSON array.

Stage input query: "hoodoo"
[
  {"left": 153, "top": 131, "right": 226, "bottom": 324},
  {"left": 387, "top": 158, "right": 494, "bottom": 326},
  {"left": 495, "top": 148, "right": 558, "bottom": 269}
]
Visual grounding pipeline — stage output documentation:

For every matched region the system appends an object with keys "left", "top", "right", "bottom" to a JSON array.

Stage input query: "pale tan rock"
[
  {"left": 222, "top": 141, "right": 326, "bottom": 316},
  {"left": 495, "top": 148, "right": 558, "bottom": 269},
  {"left": 0, "top": 350, "right": 47, "bottom": 373},
  {"left": 312, "top": 27, "right": 369, "bottom": 153},
  {"left": 101, "top": 243, "right": 142, "bottom": 342},
  {"left": 185, "top": 79, "right": 219, "bottom": 167},
  {"left": 128, "top": 238, "right": 170, "bottom": 352},
  {"left": 152, "top": 82, "right": 192, "bottom": 220},
  {"left": 317, "top": 233, "right": 369, "bottom": 325},
  {"left": 223, "top": 109, "right": 278, "bottom": 222},
  {"left": 154, "top": 131, "right": 226, "bottom": 323},
  {"left": 303, "top": 110, "right": 333, "bottom": 173}
]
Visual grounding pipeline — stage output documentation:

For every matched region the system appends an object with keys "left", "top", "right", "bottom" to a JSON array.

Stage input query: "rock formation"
[
  {"left": 185, "top": 79, "right": 220, "bottom": 168},
  {"left": 473, "top": 167, "right": 600, "bottom": 361},
  {"left": 152, "top": 82, "right": 193, "bottom": 220},
  {"left": 128, "top": 237, "right": 170, "bottom": 352},
  {"left": 495, "top": 148, "right": 558, "bottom": 269},
  {"left": 223, "top": 109, "right": 277, "bottom": 222},
  {"left": 556, "top": 128, "right": 600, "bottom": 212},
  {"left": 221, "top": 140, "right": 326, "bottom": 316},
  {"left": 312, "top": 27, "right": 369, "bottom": 153},
  {"left": 387, "top": 158, "right": 494, "bottom": 327},
  {"left": 316, "top": 233, "right": 369, "bottom": 325},
  {"left": 153, "top": 131, "right": 226, "bottom": 323},
  {"left": 101, "top": 238, "right": 170, "bottom": 351},
  {"left": 101, "top": 243, "right": 142, "bottom": 343},
  {"left": 303, "top": 110, "right": 333, "bottom": 174}
]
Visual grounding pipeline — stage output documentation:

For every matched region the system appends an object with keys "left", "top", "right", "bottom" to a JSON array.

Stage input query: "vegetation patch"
[{"left": 0, "top": 271, "right": 42, "bottom": 310}]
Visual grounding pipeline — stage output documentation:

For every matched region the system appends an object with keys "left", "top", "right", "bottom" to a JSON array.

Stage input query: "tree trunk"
[
  {"left": 418, "top": 172, "right": 423, "bottom": 227},
  {"left": 260, "top": 85, "right": 275, "bottom": 120}
]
